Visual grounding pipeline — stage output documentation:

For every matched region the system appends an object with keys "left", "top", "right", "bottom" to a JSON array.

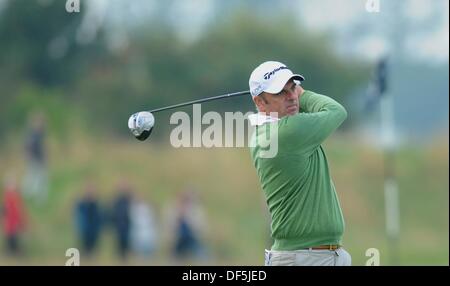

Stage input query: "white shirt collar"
[{"left": 248, "top": 113, "right": 280, "bottom": 126}]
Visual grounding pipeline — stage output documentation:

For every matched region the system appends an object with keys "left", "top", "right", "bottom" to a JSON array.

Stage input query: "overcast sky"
[
  {"left": 1, "top": 0, "right": 448, "bottom": 64},
  {"left": 296, "top": 0, "right": 449, "bottom": 64},
  {"left": 93, "top": 0, "right": 449, "bottom": 64}
]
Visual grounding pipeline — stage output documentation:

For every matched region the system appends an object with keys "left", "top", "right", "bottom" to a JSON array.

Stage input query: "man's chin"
[{"left": 286, "top": 107, "right": 299, "bottom": 115}]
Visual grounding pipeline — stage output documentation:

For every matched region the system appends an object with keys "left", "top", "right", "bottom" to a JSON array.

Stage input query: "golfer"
[{"left": 248, "top": 61, "right": 351, "bottom": 266}]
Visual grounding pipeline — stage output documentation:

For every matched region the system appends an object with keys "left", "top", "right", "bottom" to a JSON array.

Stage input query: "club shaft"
[{"left": 149, "top": 90, "right": 250, "bottom": 113}]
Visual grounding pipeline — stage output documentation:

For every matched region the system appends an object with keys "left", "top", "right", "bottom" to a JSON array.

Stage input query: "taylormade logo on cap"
[
  {"left": 249, "top": 61, "right": 305, "bottom": 97},
  {"left": 263, "top": 66, "right": 288, "bottom": 80}
]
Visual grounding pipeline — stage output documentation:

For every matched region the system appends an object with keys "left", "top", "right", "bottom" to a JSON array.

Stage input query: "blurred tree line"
[{"left": 0, "top": 0, "right": 370, "bottom": 141}]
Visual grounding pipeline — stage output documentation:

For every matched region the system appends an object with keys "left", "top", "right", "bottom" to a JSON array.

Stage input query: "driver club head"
[
  {"left": 135, "top": 128, "right": 153, "bottom": 141},
  {"left": 128, "top": 111, "right": 155, "bottom": 141}
]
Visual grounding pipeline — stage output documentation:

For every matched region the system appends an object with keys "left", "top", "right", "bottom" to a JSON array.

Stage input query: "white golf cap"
[{"left": 249, "top": 61, "right": 305, "bottom": 97}]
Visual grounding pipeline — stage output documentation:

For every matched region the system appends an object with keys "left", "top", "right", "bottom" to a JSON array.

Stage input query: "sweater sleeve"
[{"left": 278, "top": 90, "right": 347, "bottom": 156}]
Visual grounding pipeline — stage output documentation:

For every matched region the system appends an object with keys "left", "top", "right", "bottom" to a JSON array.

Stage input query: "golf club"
[{"left": 128, "top": 90, "right": 250, "bottom": 141}]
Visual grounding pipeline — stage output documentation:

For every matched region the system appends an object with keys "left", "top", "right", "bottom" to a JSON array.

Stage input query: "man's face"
[{"left": 254, "top": 79, "right": 303, "bottom": 118}]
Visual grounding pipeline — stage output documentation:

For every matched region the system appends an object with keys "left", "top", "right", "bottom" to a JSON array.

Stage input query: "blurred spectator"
[
  {"left": 22, "top": 112, "right": 48, "bottom": 205},
  {"left": 130, "top": 193, "right": 158, "bottom": 257},
  {"left": 166, "top": 188, "right": 209, "bottom": 263},
  {"left": 74, "top": 182, "right": 102, "bottom": 257},
  {"left": 1, "top": 174, "right": 27, "bottom": 256},
  {"left": 111, "top": 180, "right": 132, "bottom": 261}
]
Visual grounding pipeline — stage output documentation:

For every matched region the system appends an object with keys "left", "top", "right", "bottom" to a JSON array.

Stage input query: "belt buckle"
[{"left": 330, "top": 245, "right": 340, "bottom": 250}]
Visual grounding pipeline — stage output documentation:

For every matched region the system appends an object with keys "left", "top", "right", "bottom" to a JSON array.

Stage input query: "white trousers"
[{"left": 265, "top": 248, "right": 352, "bottom": 266}]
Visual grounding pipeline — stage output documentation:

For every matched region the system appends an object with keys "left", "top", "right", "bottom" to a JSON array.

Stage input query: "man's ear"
[
  {"left": 253, "top": 96, "right": 266, "bottom": 112},
  {"left": 298, "top": 85, "right": 305, "bottom": 95}
]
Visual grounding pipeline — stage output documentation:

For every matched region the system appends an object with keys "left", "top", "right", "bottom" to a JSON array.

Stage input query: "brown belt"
[{"left": 308, "top": 245, "right": 340, "bottom": 250}]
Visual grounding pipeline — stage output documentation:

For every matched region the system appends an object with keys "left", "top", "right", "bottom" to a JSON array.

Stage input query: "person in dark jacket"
[
  {"left": 111, "top": 180, "right": 132, "bottom": 261},
  {"left": 74, "top": 182, "right": 102, "bottom": 257}
]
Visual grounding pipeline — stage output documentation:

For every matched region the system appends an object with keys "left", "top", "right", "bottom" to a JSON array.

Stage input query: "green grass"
[{"left": 0, "top": 131, "right": 448, "bottom": 265}]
